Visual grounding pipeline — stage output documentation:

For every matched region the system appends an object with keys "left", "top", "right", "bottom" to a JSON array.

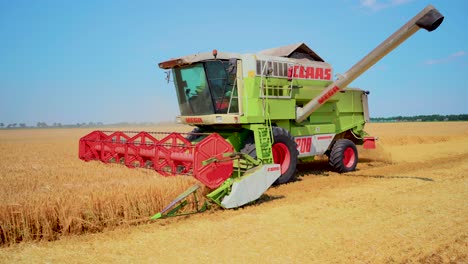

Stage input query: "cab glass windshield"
[{"left": 172, "top": 60, "right": 238, "bottom": 116}]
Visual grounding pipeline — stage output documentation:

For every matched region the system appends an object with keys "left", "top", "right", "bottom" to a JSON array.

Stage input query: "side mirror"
[
  {"left": 227, "top": 58, "right": 237, "bottom": 75},
  {"left": 165, "top": 71, "right": 171, "bottom": 83}
]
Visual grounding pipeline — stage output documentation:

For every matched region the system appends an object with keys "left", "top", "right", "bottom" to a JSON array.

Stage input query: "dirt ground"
[{"left": 1, "top": 122, "right": 467, "bottom": 263}]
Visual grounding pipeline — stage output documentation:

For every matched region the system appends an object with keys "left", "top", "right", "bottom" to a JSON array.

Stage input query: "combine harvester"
[{"left": 79, "top": 5, "right": 443, "bottom": 218}]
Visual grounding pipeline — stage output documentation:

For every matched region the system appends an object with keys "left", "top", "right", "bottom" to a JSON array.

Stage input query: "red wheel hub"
[
  {"left": 343, "top": 147, "right": 356, "bottom": 168},
  {"left": 272, "top": 143, "right": 290, "bottom": 174}
]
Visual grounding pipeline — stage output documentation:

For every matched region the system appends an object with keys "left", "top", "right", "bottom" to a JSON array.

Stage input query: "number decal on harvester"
[
  {"left": 294, "top": 134, "right": 336, "bottom": 157},
  {"left": 295, "top": 136, "right": 313, "bottom": 155}
]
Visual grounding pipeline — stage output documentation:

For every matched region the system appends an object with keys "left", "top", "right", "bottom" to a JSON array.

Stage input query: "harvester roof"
[
  {"left": 258, "top": 43, "right": 325, "bottom": 62},
  {"left": 159, "top": 43, "right": 325, "bottom": 69}
]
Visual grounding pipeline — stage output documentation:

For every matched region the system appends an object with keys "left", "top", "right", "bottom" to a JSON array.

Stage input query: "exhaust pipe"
[{"left": 295, "top": 5, "right": 444, "bottom": 123}]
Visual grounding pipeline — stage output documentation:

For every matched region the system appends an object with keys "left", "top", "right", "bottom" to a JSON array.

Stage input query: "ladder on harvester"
[{"left": 258, "top": 61, "right": 275, "bottom": 164}]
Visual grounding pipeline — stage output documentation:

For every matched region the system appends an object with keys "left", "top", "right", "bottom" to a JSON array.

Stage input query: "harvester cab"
[{"left": 79, "top": 5, "right": 444, "bottom": 218}]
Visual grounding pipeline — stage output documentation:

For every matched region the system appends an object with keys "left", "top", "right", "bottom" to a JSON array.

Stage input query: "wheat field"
[
  {"left": 0, "top": 126, "right": 205, "bottom": 246},
  {"left": 0, "top": 122, "right": 467, "bottom": 263}
]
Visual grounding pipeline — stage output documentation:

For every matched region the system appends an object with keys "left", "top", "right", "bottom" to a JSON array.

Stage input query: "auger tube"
[{"left": 295, "top": 5, "right": 444, "bottom": 123}]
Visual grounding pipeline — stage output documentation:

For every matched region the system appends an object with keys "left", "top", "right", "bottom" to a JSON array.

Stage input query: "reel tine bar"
[{"left": 79, "top": 131, "right": 234, "bottom": 189}]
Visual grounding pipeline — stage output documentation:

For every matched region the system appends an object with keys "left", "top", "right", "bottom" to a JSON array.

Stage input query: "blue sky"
[{"left": 0, "top": 0, "right": 466, "bottom": 125}]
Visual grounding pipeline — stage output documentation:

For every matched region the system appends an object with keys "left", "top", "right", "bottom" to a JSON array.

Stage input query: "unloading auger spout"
[{"left": 295, "top": 5, "right": 444, "bottom": 123}]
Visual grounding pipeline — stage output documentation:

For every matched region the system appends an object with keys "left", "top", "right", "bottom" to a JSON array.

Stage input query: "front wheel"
[
  {"left": 328, "top": 139, "right": 358, "bottom": 173},
  {"left": 185, "top": 127, "right": 202, "bottom": 142},
  {"left": 240, "top": 127, "right": 298, "bottom": 185},
  {"left": 271, "top": 127, "right": 299, "bottom": 184}
]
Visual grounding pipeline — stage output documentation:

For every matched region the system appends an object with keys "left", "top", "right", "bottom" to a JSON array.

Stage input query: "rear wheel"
[
  {"left": 328, "top": 139, "right": 358, "bottom": 173},
  {"left": 240, "top": 127, "right": 298, "bottom": 185}
]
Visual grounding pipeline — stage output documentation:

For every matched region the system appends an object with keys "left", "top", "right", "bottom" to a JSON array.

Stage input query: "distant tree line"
[
  {"left": 0, "top": 122, "right": 105, "bottom": 129},
  {"left": 371, "top": 114, "right": 468, "bottom": 122},
  {"left": 0, "top": 116, "right": 466, "bottom": 129},
  {"left": 0, "top": 123, "right": 27, "bottom": 128}
]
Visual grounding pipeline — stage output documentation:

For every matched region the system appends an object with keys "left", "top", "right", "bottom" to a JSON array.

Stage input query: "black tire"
[
  {"left": 186, "top": 127, "right": 202, "bottom": 142},
  {"left": 240, "top": 127, "right": 298, "bottom": 185},
  {"left": 239, "top": 136, "right": 257, "bottom": 157},
  {"left": 328, "top": 139, "right": 358, "bottom": 173}
]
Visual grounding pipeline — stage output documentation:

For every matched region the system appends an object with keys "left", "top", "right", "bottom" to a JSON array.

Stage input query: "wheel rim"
[
  {"left": 343, "top": 147, "right": 356, "bottom": 168},
  {"left": 272, "top": 142, "right": 291, "bottom": 174}
]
